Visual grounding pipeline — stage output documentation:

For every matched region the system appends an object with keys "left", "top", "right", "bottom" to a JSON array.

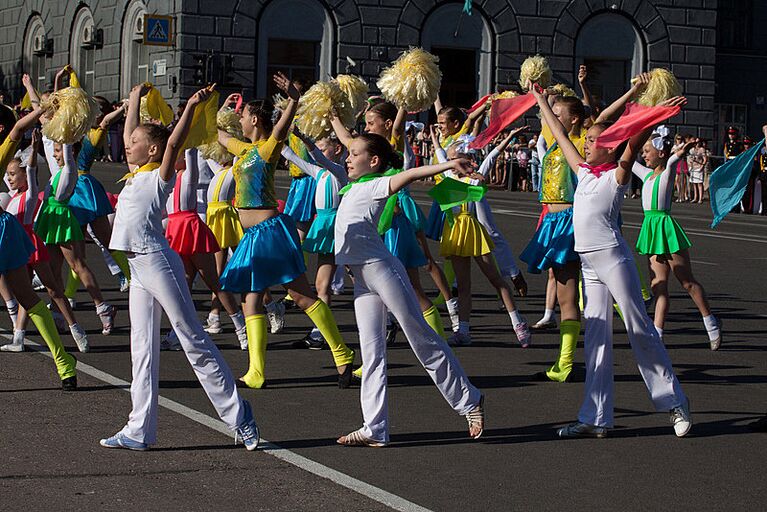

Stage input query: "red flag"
[
  {"left": 467, "top": 94, "right": 492, "bottom": 114},
  {"left": 469, "top": 93, "right": 537, "bottom": 149},
  {"left": 595, "top": 102, "right": 681, "bottom": 149}
]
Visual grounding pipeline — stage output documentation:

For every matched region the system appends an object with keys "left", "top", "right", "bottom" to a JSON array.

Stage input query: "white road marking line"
[
  {"left": 1, "top": 331, "right": 432, "bottom": 512},
  {"left": 690, "top": 260, "right": 719, "bottom": 266}
]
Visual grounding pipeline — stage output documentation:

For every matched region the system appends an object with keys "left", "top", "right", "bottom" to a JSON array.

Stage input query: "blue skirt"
[
  {"left": 220, "top": 214, "right": 307, "bottom": 293},
  {"left": 69, "top": 173, "right": 114, "bottom": 225},
  {"left": 284, "top": 176, "right": 317, "bottom": 223},
  {"left": 0, "top": 211, "right": 35, "bottom": 274},
  {"left": 519, "top": 207, "right": 579, "bottom": 274},
  {"left": 303, "top": 208, "right": 336, "bottom": 255},
  {"left": 398, "top": 189, "right": 426, "bottom": 232},
  {"left": 425, "top": 199, "right": 446, "bottom": 241},
  {"left": 384, "top": 214, "right": 427, "bottom": 268}
]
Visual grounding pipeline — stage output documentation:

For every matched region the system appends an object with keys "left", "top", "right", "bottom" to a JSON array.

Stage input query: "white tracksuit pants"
[
  {"left": 350, "top": 258, "right": 481, "bottom": 443},
  {"left": 87, "top": 224, "right": 121, "bottom": 276},
  {"left": 472, "top": 198, "right": 521, "bottom": 278},
  {"left": 578, "top": 240, "right": 686, "bottom": 427},
  {"left": 120, "top": 247, "right": 245, "bottom": 444}
]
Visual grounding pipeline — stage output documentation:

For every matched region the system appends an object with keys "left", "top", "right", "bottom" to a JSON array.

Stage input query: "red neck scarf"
[{"left": 581, "top": 162, "right": 618, "bottom": 178}]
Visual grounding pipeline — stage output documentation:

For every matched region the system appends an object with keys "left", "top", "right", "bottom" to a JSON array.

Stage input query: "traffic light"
[
  {"left": 221, "top": 55, "right": 236, "bottom": 86},
  {"left": 192, "top": 54, "right": 209, "bottom": 85}
]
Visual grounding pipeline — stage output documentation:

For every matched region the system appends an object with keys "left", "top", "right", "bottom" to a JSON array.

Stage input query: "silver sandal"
[
  {"left": 466, "top": 395, "right": 485, "bottom": 439},
  {"left": 337, "top": 429, "right": 387, "bottom": 448}
]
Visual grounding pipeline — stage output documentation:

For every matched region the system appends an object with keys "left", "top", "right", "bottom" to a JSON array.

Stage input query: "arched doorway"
[
  {"left": 575, "top": 13, "right": 644, "bottom": 105},
  {"left": 257, "top": 0, "right": 334, "bottom": 98},
  {"left": 70, "top": 6, "right": 96, "bottom": 93},
  {"left": 421, "top": 2, "right": 493, "bottom": 108},
  {"left": 23, "top": 15, "right": 47, "bottom": 92},
  {"left": 120, "top": 0, "right": 149, "bottom": 98}
]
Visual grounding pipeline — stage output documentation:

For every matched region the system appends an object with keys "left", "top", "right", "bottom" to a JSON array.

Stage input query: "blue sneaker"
[
  {"left": 235, "top": 400, "right": 260, "bottom": 451},
  {"left": 99, "top": 432, "right": 148, "bottom": 451}
]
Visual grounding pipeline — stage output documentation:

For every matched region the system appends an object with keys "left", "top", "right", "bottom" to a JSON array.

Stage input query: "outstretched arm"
[
  {"left": 530, "top": 82, "right": 585, "bottom": 171},
  {"left": 271, "top": 72, "right": 300, "bottom": 142},
  {"left": 8, "top": 108, "right": 42, "bottom": 143},
  {"left": 99, "top": 103, "right": 126, "bottom": 130},
  {"left": 594, "top": 72, "right": 650, "bottom": 124},
  {"left": 389, "top": 159, "right": 474, "bottom": 195},
  {"left": 162, "top": 87, "right": 213, "bottom": 182}
]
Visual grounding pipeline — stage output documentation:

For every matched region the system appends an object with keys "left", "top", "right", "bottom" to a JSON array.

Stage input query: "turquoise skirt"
[
  {"left": 425, "top": 199, "right": 446, "bottom": 241},
  {"left": 0, "top": 211, "right": 35, "bottom": 274},
  {"left": 284, "top": 175, "right": 317, "bottom": 223},
  {"left": 384, "top": 213, "right": 427, "bottom": 268},
  {"left": 69, "top": 173, "right": 114, "bottom": 225},
  {"left": 220, "top": 214, "right": 307, "bottom": 292},
  {"left": 303, "top": 208, "right": 336, "bottom": 255},
  {"left": 520, "top": 207, "right": 578, "bottom": 274}
]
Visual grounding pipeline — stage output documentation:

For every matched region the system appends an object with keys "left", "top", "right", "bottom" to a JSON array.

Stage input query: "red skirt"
[
  {"left": 166, "top": 210, "right": 220, "bottom": 256},
  {"left": 24, "top": 223, "right": 50, "bottom": 265}
]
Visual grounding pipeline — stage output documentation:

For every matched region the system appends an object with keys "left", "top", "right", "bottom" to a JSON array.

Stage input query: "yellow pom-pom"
[
  {"left": 334, "top": 74, "right": 369, "bottom": 116},
  {"left": 272, "top": 93, "right": 290, "bottom": 113},
  {"left": 40, "top": 79, "right": 99, "bottom": 145},
  {"left": 485, "top": 90, "right": 519, "bottom": 108},
  {"left": 549, "top": 83, "right": 577, "bottom": 98},
  {"left": 139, "top": 84, "right": 174, "bottom": 126},
  {"left": 377, "top": 47, "right": 442, "bottom": 112},
  {"left": 295, "top": 81, "right": 355, "bottom": 139},
  {"left": 519, "top": 55, "right": 552, "bottom": 91},
  {"left": 633, "top": 68, "right": 682, "bottom": 106},
  {"left": 199, "top": 107, "right": 243, "bottom": 165}
]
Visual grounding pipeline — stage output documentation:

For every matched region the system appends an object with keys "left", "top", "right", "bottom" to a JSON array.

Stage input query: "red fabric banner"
[
  {"left": 469, "top": 93, "right": 537, "bottom": 149},
  {"left": 594, "top": 102, "right": 681, "bottom": 149}
]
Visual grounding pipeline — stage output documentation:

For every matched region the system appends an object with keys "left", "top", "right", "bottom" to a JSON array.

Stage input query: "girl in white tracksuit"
[
  {"left": 335, "top": 133, "right": 484, "bottom": 447},
  {"left": 530, "top": 83, "right": 692, "bottom": 438}
]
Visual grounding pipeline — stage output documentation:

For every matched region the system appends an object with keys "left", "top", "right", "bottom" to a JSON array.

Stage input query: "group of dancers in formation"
[{"left": 3, "top": 49, "right": 754, "bottom": 451}]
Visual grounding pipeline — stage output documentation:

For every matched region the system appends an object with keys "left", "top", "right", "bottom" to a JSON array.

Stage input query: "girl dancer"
[
  {"left": 217, "top": 73, "right": 355, "bottom": 389},
  {"left": 335, "top": 133, "right": 484, "bottom": 446},
  {"left": 2, "top": 129, "right": 89, "bottom": 353},
  {"left": 634, "top": 128, "right": 722, "bottom": 350},
  {"left": 162, "top": 147, "right": 248, "bottom": 350},
  {"left": 100, "top": 84, "right": 258, "bottom": 451},
  {"left": 282, "top": 127, "right": 347, "bottom": 348},
  {"left": 0, "top": 105, "right": 77, "bottom": 389},
  {"left": 530, "top": 81, "right": 692, "bottom": 438}
]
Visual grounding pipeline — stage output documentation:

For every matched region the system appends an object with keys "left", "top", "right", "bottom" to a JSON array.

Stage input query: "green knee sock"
[
  {"left": 422, "top": 305, "right": 445, "bottom": 338},
  {"left": 241, "top": 315, "right": 267, "bottom": 388},
  {"left": 305, "top": 299, "right": 354, "bottom": 367},
  {"left": 546, "top": 320, "right": 580, "bottom": 382},
  {"left": 111, "top": 250, "right": 131, "bottom": 280},
  {"left": 28, "top": 301, "right": 76, "bottom": 380},
  {"left": 64, "top": 269, "right": 80, "bottom": 299}
]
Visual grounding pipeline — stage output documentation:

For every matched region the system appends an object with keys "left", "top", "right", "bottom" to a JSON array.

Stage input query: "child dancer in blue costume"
[
  {"left": 217, "top": 73, "right": 355, "bottom": 389},
  {"left": 633, "top": 127, "right": 722, "bottom": 349},
  {"left": 334, "top": 133, "right": 484, "bottom": 446},
  {"left": 530, "top": 80, "right": 692, "bottom": 438},
  {"left": 0, "top": 104, "right": 78, "bottom": 389}
]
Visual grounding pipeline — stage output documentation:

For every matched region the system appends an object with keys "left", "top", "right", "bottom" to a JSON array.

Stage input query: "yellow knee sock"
[
  {"left": 303, "top": 251, "right": 310, "bottom": 267},
  {"left": 241, "top": 314, "right": 267, "bottom": 388},
  {"left": 111, "top": 250, "right": 131, "bottom": 280},
  {"left": 64, "top": 269, "right": 80, "bottom": 299},
  {"left": 546, "top": 320, "right": 580, "bottom": 382},
  {"left": 28, "top": 301, "right": 76, "bottom": 380},
  {"left": 422, "top": 305, "right": 445, "bottom": 338},
  {"left": 305, "top": 299, "right": 354, "bottom": 367},
  {"left": 635, "top": 259, "right": 651, "bottom": 302}
]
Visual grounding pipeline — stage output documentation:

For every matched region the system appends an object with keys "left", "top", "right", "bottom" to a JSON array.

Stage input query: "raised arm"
[
  {"left": 99, "top": 102, "right": 126, "bottom": 130},
  {"left": 465, "top": 101, "right": 488, "bottom": 135},
  {"left": 281, "top": 145, "right": 322, "bottom": 178},
  {"left": 124, "top": 83, "right": 150, "bottom": 153},
  {"left": 392, "top": 107, "right": 407, "bottom": 143},
  {"left": 53, "top": 66, "right": 69, "bottom": 92},
  {"left": 530, "top": 82, "right": 585, "bottom": 171},
  {"left": 271, "top": 72, "right": 300, "bottom": 142},
  {"left": 594, "top": 72, "right": 650, "bottom": 124},
  {"left": 21, "top": 74, "right": 41, "bottom": 109},
  {"left": 42, "top": 136, "right": 59, "bottom": 175},
  {"left": 430, "top": 125, "right": 447, "bottom": 163},
  {"left": 389, "top": 159, "right": 474, "bottom": 195},
  {"left": 330, "top": 112, "right": 354, "bottom": 148},
  {"left": 162, "top": 88, "right": 212, "bottom": 182},
  {"left": 52, "top": 144, "right": 79, "bottom": 201},
  {"left": 8, "top": 108, "right": 42, "bottom": 143},
  {"left": 577, "top": 65, "right": 596, "bottom": 120}
]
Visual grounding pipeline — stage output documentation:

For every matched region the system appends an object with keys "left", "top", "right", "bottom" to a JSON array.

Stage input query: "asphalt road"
[{"left": 2, "top": 161, "right": 766, "bottom": 511}]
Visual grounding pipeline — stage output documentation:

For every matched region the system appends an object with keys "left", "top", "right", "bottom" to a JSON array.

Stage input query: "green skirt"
[
  {"left": 636, "top": 210, "right": 691, "bottom": 256},
  {"left": 34, "top": 198, "right": 84, "bottom": 245}
]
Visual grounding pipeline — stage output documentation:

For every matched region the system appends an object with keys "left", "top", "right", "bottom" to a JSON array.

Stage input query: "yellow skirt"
[
  {"left": 206, "top": 201, "right": 243, "bottom": 249},
  {"left": 439, "top": 210, "right": 494, "bottom": 257}
]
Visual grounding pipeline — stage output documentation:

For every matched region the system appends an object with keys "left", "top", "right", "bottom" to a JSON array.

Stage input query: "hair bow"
[
  {"left": 651, "top": 125, "right": 671, "bottom": 150},
  {"left": 454, "top": 134, "right": 477, "bottom": 155}
]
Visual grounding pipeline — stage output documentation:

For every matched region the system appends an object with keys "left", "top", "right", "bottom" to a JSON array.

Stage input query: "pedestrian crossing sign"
[{"left": 144, "top": 15, "right": 173, "bottom": 46}]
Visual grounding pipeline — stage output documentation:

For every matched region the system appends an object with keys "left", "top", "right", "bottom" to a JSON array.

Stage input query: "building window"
[
  {"left": 70, "top": 7, "right": 97, "bottom": 93},
  {"left": 23, "top": 15, "right": 47, "bottom": 92},
  {"left": 257, "top": 0, "right": 334, "bottom": 97},
  {"left": 121, "top": 1, "right": 149, "bottom": 97},
  {"left": 718, "top": 0, "right": 752, "bottom": 50},
  {"left": 575, "top": 13, "right": 644, "bottom": 105},
  {"left": 715, "top": 103, "right": 748, "bottom": 153},
  {"left": 421, "top": 3, "right": 494, "bottom": 106}
]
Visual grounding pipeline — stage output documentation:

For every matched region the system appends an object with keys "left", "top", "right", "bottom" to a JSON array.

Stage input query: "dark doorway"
[
  {"left": 266, "top": 39, "right": 318, "bottom": 98},
  {"left": 431, "top": 46, "right": 477, "bottom": 109}
]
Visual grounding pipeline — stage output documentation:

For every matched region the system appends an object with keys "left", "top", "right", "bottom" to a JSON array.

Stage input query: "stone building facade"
[{"left": 0, "top": 0, "right": 764, "bottom": 148}]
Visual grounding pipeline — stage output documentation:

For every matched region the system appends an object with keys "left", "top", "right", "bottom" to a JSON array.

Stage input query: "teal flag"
[
  {"left": 463, "top": 0, "right": 472, "bottom": 15},
  {"left": 710, "top": 138, "right": 764, "bottom": 228}
]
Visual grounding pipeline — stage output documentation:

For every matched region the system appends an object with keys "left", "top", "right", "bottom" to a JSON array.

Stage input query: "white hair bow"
[
  {"left": 405, "top": 121, "right": 424, "bottom": 133},
  {"left": 651, "top": 125, "right": 671, "bottom": 150},
  {"left": 454, "top": 134, "right": 477, "bottom": 155},
  {"left": 13, "top": 146, "right": 33, "bottom": 168}
]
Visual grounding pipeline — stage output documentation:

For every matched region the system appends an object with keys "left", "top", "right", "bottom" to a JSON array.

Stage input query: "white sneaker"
[
  {"left": 445, "top": 298, "right": 460, "bottom": 333},
  {"left": 97, "top": 304, "right": 118, "bottom": 335},
  {"left": 670, "top": 398, "right": 692, "bottom": 437},
  {"left": 0, "top": 330, "right": 25, "bottom": 352},
  {"left": 513, "top": 320, "right": 532, "bottom": 348},
  {"left": 236, "top": 326, "right": 248, "bottom": 351},
  {"left": 267, "top": 301, "right": 285, "bottom": 334},
  {"left": 32, "top": 273, "right": 45, "bottom": 291},
  {"left": 448, "top": 331, "right": 472, "bottom": 346},
  {"left": 70, "top": 323, "right": 89, "bottom": 353},
  {"left": 204, "top": 318, "right": 223, "bottom": 334},
  {"left": 160, "top": 330, "right": 182, "bottom": 351},
  {"left": 68, "top": 298, "right": 77, "bottom": 309},
  {"left": 118, "top": 273, "right": 130, "bottom": 293}
]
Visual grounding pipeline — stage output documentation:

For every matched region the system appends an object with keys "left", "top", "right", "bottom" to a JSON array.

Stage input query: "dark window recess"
[
  {"left": 266, "top": 39, "right": 318, "bottom": 98},
  {"left": 718, "top": 0, "right": 753, "bottom": 49},
  {"left": 431, "top": 46, "right": 477, "bottom": 110}
]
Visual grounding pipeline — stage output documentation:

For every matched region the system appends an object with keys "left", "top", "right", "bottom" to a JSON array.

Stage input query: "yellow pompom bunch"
[
  {"left": 549, "top": 83, "right": 577, "bottom": 98},
  {"left": 334, "top": 74, "right": 369, "bottom": 116},
  {"left": 519, "top": 55, "right": 552, "bottom": 91},
  {"left": 377, "top": 47, "right": 442, "bottom": 112},
  {"left": 40, "top": 69, "right": 99, "bottom": 144},
  {"left": 296, "top": 81, "right": 355, "bottom": 139},
  {"left": 272, "top": 93, "right": 290, "bottom": 113},
  {"left": 139, "top": 84, "right": 174, "bottom": 126},
  {"left": 199, "top": 107, "right": 243, "bottom": 165},
  {"left": 484, "top": 90, "right": 519, "bottom": 108},
  {"left": 633, "top": 68, "right": 682, "bottom": 106}
]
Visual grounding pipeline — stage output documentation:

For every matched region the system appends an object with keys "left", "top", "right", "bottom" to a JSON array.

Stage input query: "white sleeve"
[
  {"left": 309, "top": 147, "right": 348, "bottom": 185},
  {"left": 52, "top": 144, "right": 78, "bottom": 201},
  {"left": 403, "top": 140, "right": 416, "bottom": 170},
  {"left": 631, "top": 161, "right": 651, "bottom": 180},
  {"left": 185, "top": 148, "right": 199, "bottom": 188},
  {"left": 536, "top": 131, "right": 548, "bottom": 160},
  {"left": 206, "top": 159, "right": 224, "bottom": 174},
  {"left": 434, "top": 145, "right": 448, "bottom": 164},
  {"left": 22, "top": 165, "right": 38, "bottom": 224},
  {"left": 478, "top": 148, "right": 500, "bottom": 178},
  {"left": 281, "top": 145, "right": 322, "bottom": 178},
  {"left": 371, "top": 176, "right": 393, "bottom": 201},
  {"left": 42, "top": 136, "right": 59, "bottom": 175}
]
